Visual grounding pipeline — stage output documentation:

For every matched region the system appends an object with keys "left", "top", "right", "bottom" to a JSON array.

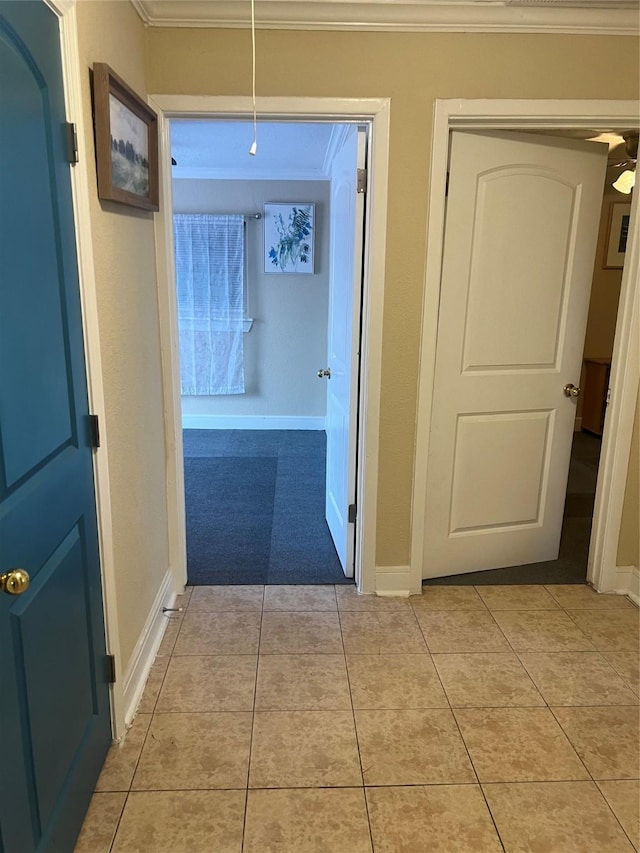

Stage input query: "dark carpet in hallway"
[
  {"left": 183, "top": 430, "right": 350, "bottom": 585},
  {"left": 424, "top": 430, "right": 602, "bottom": 587}
]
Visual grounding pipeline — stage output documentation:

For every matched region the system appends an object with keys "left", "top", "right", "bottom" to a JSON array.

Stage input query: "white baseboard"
[
  {"left": 574, "top": 416, "right": 582, "bottom": 432},
  {"left": 182, "top": 414, "right": 326, "bottom": 431},
  {"left": 610, "top": 565, "right": 640, "bottom": 606},
  {"left": 121, "top": 569, "right": 176, "bottom": 728},
  {"left": 595, "top": 565, "right": 640, "bottom": 606},
  {"left": 375, "top": 565, "right": 421, "bottom": 597}
]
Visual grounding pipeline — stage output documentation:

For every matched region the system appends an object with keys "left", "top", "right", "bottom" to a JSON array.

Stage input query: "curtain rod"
[
  {"left": 211, "top": 212, "right": 262, "bottom": 219},
  {"left": 176, "top": 212, "right": 262, "bottom": 220}
]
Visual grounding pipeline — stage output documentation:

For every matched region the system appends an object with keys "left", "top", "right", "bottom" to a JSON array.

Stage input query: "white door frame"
[
  {"left": 411, "top": 98, "right": 640, "bottom": 597},
  {"left": 150, "top": 95, "right": 391, "bottom": 595},
  {"left": 49, "top": 0, "right": 125, "bottom": 737}
]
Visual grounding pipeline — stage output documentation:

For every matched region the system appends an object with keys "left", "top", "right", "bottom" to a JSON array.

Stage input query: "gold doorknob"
[
  {"left": 0, "top": 569, "right": 30, "bottom": 595},
  {"left": 563, "top": 383, "right": 581, "bottom": 398}
]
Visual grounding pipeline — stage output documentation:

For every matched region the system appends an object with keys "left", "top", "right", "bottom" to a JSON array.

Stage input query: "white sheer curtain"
[{"left": 174, "top": 214, "right": 245, "bottom": 395}]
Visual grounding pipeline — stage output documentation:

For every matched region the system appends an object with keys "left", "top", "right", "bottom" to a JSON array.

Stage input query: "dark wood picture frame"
[
  {"left": 91, "top": 63, "right": 159, "bottom": 211},
  {"left": 603, "top": 201, "right": 631, "bottom": 269}
]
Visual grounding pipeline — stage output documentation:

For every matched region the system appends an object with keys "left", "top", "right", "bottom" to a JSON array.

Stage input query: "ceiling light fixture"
[
  {"left": 249, "top": 0, "right": 257, "bottom": 156},
  {"left": 613, "top": 169, "right": 635, "bottom": 194},
  {"left": 610, "top": 132, "right": 637, "bottom": 195}
]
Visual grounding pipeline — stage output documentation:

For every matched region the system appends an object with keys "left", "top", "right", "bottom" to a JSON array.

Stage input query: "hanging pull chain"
[{"left": 249, "top": 0, "right": 257, "bottom": 155}]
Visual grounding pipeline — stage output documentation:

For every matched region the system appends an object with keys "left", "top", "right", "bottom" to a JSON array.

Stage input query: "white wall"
[{"left": 172, "top": 178, "right": 331, "bottom": 426}]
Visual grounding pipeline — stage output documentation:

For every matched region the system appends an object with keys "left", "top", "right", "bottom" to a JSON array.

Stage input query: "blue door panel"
[
  {"left": 0, "top": 3, "right": 111, "bottom": 851},
  {"left": 1, "top": 448, "right": 88, "bottom": 569},
  {"left": 18, "top": 529, "right": 94, "bottom": 829},
  {"left": 0, "top": 12, "right": 74, "bottom": 488}
]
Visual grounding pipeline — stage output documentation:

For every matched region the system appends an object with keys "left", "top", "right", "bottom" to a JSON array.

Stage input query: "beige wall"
[
  {"left": 583, "top": 188, "right": 626, "bottom": 361},
  {"left": 581, "top": 188, "right": 638, "bottom": 569},
  {"left": 76, "top": 1, "right": 170, "bottom": 668},
  {"left": 618, "top": 387, "right": 640, "bottom": 568},
  {"left": 577, "top": 186, "right": 625, "bottom": 422},
  {"left": 148, "top": 28, "right": 639, "bottom": 566}
]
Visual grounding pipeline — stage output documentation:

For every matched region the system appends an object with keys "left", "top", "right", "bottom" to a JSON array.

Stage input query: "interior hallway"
[{"left": 76, "top": 583, "right": 639, "bottom": 851}]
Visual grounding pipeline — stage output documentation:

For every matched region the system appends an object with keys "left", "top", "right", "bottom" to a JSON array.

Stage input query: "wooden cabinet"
[{"left": 581, "top": 358, "right": 611, "bottom": 436}]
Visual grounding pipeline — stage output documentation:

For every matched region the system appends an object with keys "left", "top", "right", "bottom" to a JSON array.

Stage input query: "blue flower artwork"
[{"left": 264, "top": 203, "right": 315, "bottom": 274}]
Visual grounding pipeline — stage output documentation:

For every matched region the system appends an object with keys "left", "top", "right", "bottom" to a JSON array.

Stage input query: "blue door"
[{"left": 0, "top": 3, "right": 111, "bottom": 851}]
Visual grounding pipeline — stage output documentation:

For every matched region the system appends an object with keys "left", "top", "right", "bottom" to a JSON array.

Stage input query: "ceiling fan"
[{"left": 609, "top": 132, "right": 638, "bottom": 195}]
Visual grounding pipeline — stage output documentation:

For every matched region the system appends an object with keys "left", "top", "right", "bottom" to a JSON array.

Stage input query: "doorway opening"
[
  {"left": 412, "top": 106, "right": 637, "bottom": 589},
  {"left": 417, "top": 117, "right": 638, "bottom": 590},
  {"left": 169, "top": 119, "right": 367, "bottom": 586}
]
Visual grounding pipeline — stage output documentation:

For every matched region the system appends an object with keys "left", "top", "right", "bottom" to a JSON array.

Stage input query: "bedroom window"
[{"left": 174, "top": 214, "right": 246, "bottom": 395}]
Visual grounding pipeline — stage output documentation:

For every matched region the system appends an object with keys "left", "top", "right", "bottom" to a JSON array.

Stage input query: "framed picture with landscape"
[{"left": 91, "top": 63, "right": 159, "bottom": 211}]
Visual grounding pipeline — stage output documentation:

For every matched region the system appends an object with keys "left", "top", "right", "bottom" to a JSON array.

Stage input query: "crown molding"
[
  {"left": 131, "top": 1, "right": 639, "bottom": 35},
  {"left": 130, "top": 0, "right": 149, "bottom": 23},
  {"left": 45, "top": 0, "right": 75, "bottom": 14},
  {"left": 322, "top": 124, "right": 353, "bottom": 175}
]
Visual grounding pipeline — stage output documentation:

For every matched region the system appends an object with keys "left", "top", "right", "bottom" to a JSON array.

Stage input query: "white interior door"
[
  {"left": 324, "top": 126, "right": 366, "bottom": 576},
  {"left": 423, "top": 130, "right": 607, "bottom": 579}
]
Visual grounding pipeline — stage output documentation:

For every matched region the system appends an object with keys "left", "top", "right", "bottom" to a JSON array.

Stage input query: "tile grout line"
[
  {"left": 514, "top": 648, "right": 639, "bottom": 707},
  {"left": 337, "top": 593, "right": 375, "bottom": 852},
  {"left": 414, "top": 606, "right": 516, "bottom": 656},
  {"left": 593, "top": 775, "right": 640, "bottom": 850},
  {"left": 102, "top": 586, "right": 637, "bottom": 851},
  {"left": 425, "top": 641, "right": 505, "bottom": 850},
  {"left": 593, "top": 778, "right": 640, "bottom": 851},
  {"left": 446, "top": 690, "right": 507, "bottom": 852},
  {"left": 106, "top": 791, "right": 129, "bottom": 853},
  {"left": 482, "top": 777, "right": 640, "bottom": 851},
  {"left": 241, "top": 595, "right": 264, "bottom": 852},
  {"left": 411, "top": 589, "right": 635, "bottom": 848},
  {"left": 105, "top": 591, "right": 193, "bottom": 850},
  {"left": 546, "top": 705, "right": 603, "bottom": 787},
  {"left": 424, "top": 642, "right": 486, "bottom": 837},
  {"left": 488, "top": 605, "right": 600, "bottom": 655},
  {"left": 147, "top": 593, "right": 192, "bottom": 712},
  {"left": 90, "top": 779, "right": 639, "bottom": 792}
]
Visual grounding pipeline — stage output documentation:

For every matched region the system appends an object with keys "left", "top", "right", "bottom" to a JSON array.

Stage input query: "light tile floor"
[{"left": 76, "top": 583, "right": 640, "bottom": 852}]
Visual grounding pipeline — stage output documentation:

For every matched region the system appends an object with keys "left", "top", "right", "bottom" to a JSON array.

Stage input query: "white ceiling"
[
  {"left": 540, "top": 130, "right": 631, "bottom": 157},
  {"left": 132, "top": 0, "right": 639, "bottom": 35},
  {"left": 170, "top": 120, "right": 340, "bottom": 180},
  {"left": 171, "top": 122, "right": 635, "bottom": 183}
]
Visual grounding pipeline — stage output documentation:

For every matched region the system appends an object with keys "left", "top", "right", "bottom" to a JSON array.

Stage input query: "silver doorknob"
[
  {"left": 563, "top": 383, "right": 581, "bottom": 398},
  {"left": 0, "top": 568, "right": 30, "bottom": 595},
  {"left": 317, "top": 368, "right": 331, "bottom": 379}
]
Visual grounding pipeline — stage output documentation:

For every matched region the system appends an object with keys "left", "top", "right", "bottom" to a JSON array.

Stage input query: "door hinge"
[
  {"left": 348, "top": 503, "right": 357, "bottom": 524},
  {"left": 606, "top": 387, "right": 612, "bottom": 405},
  {"left": 65, "top": 122, "right": 79, "bottom": 165},
  {"left": 106, "top": 654, "right": 116, "bottom": 684},
  {"left": 445, "top": 171, "right": 450, "bottom": 197},
  {"left": 357, "top": 168, "right": 367, "bottom": 194},
  {"left": 88, "top": 414, "right": 100, "bottom": 448}
]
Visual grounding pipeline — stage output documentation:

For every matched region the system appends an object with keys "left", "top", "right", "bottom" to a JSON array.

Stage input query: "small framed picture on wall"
[
  {"left": 264, "top": 203, "right": 315, "bottom": 274},
  {"left": 603, "top": 201, "right": 631, "bottom": 269},
  {"left": 91, "top": 62, "right": 159, "bottom": 211}
]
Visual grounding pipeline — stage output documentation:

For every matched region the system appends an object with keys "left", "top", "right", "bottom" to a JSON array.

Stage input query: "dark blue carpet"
[{"left": 183, "top": 430, "right": 350, "bottom": 585}]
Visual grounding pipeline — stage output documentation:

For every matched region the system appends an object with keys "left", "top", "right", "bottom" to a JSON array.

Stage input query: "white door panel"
[
  {"left": 423, "top": 130, "right": 607, "bottom": 578},
  {"left": 462, "top": 171, "right": 577, "bottom": 371},
  {"left": 325, "top": 126, "right": 365, "bottom": 576},
  {"left": 449, "top": 411, "right": 552, "bottom": 534}
]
